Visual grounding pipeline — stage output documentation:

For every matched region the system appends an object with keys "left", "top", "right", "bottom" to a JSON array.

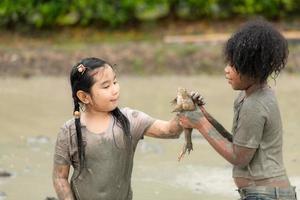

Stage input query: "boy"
[{"left": 179, "top": 20, "right": 297, "bottom": 200}]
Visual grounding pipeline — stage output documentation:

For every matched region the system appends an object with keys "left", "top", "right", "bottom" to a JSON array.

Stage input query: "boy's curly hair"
[{"left": 224, "top": 20, "right": 288, "bottom": 83}]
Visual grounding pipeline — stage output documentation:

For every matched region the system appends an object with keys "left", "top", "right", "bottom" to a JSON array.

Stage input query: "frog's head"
[{"left": 177, "top": 87, "right": 189, "bottom": 96}]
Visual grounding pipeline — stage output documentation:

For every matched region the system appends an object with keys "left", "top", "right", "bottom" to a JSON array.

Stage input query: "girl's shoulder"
[
  {"left": 120, "top": 107, "right": 155, "bottom": 123},
  {"left": 59, "top": 118, "right": 77, "bottom": 137},
  {"left": 62, "top": 118, "right": 76, "bottom": 129},
  {"left": 120, "top": 107, "right": 139, "bottom": 118},
  {"left": 120, "top": 107, "right": 131, "bottom": 115},
  {"left": 119, "top": 107, "right": 155, "bottom": 140}
]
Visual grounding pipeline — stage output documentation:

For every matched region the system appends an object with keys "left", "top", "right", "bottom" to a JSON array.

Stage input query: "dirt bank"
[{"left": 1, "top": 30, "right": 300, "bottom": 77}]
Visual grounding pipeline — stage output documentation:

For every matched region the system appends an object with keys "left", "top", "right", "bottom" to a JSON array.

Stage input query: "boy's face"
[{"left": 224, "top": 65, "right": 255, "bottom": 90}]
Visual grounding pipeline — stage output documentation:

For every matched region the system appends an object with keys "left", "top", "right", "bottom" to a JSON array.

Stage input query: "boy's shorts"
[{"left": 237, "top": 186, "right": 297, "bottom": 200}]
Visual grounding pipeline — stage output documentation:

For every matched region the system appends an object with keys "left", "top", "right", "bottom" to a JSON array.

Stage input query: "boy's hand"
[
  {"left": 190, "top": 91, "right": 205, "bottom": 106},
  {"left": 178, "top": 105, "right": 205, "bottom": 129}
]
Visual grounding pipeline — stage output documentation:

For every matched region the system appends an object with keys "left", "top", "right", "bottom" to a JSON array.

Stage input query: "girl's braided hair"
[{"left": 70, "top": 57, "right": 130, "bottom": 171}]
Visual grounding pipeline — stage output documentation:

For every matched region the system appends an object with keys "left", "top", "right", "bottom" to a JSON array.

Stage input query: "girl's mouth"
[{"left": 110, "top": 98, "right": 118, "bottom": 103}]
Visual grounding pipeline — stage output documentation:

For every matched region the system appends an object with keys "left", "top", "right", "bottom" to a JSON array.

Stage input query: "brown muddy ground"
[{"left": 0, "top": 75, "right": 299, "bottom": 200}]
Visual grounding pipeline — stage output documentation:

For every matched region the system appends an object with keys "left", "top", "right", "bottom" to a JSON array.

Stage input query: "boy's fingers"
[
  {"left": 191, "top": 91, "right": 199, "bottom": 99},
  {"left": 190, "top": 91, "right": 196, "bottom": 96},
  {"left": 190, "top": 91, "right": 205, "bottom": 106},
  {"left": 197, "top": 96, "right": 205, "bottom": 105}
]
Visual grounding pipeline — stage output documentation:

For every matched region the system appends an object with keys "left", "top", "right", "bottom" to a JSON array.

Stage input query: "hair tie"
[
  {"left": 77, "top": 64, "right": 86, "bottom": 75},
  {"left": 74, "top": 111, "right": 81, "bottom": 118}
]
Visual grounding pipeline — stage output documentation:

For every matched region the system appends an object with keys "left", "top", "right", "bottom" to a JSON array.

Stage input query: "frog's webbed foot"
[{"left": 178, "top": 142, "right": 193, "bottom": 161}]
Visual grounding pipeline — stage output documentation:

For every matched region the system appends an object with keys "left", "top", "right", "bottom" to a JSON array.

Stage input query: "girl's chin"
[{"left": 110, "top": 104, "right": 119, "bottom": 111}]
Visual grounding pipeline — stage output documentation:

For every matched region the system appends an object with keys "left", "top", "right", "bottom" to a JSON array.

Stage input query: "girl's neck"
[
  {"left": 81, "top": 110, "right": 112, "bottom": 133},
  {"left": 81, "top": 108, "right": 111, "bottom": 124}
]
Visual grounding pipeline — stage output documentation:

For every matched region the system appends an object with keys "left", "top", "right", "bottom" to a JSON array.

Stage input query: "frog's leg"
[{"left": 178, "top": 128, "right": 193, "bottom": 161}]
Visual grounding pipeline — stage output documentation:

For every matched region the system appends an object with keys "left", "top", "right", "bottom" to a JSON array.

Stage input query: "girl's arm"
[
  {"left": 53, "top": 164, "right": 75, "bottom": 200},
  {"left": 179, "top": 109, "right": 256, "bottom": 167},
  {"left": 144, "top": 116, "right": 183, "bottom": 139}
]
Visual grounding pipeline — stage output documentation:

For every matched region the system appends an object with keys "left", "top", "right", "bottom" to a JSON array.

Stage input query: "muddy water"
[{"left": 0, "top": 75, "right": 299, "bottom": 200}]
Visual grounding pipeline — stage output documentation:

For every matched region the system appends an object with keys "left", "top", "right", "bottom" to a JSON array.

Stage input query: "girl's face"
[
  {"left": 87, "top": 65, "right": 120, "bottom": 112},
  {"left": 224, "top": 65, "right": 254, "bottom": 90}
]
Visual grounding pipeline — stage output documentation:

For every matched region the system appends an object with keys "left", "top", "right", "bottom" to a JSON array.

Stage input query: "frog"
[{"left": 171, "top": 87, "right": 204, "bottom": 161}]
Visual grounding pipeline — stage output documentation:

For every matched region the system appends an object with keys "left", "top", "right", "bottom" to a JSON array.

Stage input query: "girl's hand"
[{"left": 178, "top": 106, "right": 205, "bottom": 129}]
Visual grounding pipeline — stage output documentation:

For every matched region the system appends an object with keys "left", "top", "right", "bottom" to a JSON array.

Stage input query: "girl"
[
  {"left": 52, "top": 57, "right": 183, "bottom": 200},
  {"left": 179, "top": 20, "right": 297, "bottom": 200}
]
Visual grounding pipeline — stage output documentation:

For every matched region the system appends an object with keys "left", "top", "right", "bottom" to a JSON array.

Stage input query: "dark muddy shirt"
[
  {"left": 232, "top": 86, "right": 287, "bottom": 180},
  {"left": 54, "top": 107, "right": 155, "bottom": 200}
]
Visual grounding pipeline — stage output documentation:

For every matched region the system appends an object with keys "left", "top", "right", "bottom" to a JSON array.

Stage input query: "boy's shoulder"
[
  {"left": 244, "top": 87, "right": 276, "bottom": 111},
  {"left": 247, "top": 86, "right": 275, "bottom": 103}
]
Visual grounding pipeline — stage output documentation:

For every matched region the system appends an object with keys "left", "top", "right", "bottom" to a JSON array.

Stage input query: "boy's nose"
[{"left": 224, "top": 65, "right": 230, "bottom": 73}]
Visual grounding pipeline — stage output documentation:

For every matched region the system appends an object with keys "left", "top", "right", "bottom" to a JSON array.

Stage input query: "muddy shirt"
[
  {"left": 54, "top": 107, "right": 155, "bottom": 200},
  {"left": 232, "top": 86, "right": 287, "bottom": 180}
]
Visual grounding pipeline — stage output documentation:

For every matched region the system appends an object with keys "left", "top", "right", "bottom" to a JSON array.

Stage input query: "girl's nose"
[{"left": 112, "top": 84, "right": 119, "bottom": 95}]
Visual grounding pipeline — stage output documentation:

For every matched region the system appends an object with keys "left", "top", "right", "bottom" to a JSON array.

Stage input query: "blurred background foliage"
[
  {"left": 0, "top": 0, "right": 300, "bottom": 29},
  {"left": 1, "top": 0, "right": 300, "bottom": 77}
]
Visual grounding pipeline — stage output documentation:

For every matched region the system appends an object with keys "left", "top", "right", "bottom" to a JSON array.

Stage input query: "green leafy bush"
[{"left": 0, "top": 0, "right": 299, "bottom": 29}]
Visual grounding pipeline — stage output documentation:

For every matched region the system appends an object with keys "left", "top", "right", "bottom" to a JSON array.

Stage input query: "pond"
[{"left": 0, "top": 74, "right": 299, "bottom": 200}]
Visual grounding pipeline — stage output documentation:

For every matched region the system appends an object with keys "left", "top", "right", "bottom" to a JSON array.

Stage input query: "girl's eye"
[
  {"left": 103, "top": 85, "right": 110, "bottom": 89},
  {"left": 113, "top": 80, "right": 118, "bottom": 84}
]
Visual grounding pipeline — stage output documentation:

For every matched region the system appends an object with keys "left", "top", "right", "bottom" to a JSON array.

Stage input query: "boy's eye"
[
  {"left": 102, "top": 85, "right": 109, "bottom": 89},
  {"left": 113, "top": 80, "right": 118, "bottom": 84}
]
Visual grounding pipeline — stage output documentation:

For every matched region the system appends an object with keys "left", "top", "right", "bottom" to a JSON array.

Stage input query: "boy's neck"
[{"left": 245, "top": 81, "right": 268, "bottom": 97}]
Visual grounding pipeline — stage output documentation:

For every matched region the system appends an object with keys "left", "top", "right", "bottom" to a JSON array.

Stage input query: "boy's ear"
[{"left": 76, "top": 90, "right": 90, "bottom": 104}]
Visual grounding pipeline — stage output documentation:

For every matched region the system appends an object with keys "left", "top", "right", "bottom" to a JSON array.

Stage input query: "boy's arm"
[
  {"left": 53, "top": 164, "right": 75, "bottom": 200},
  {"left": 201, "top": 107, "right": 233, "bottom": 142},
  {"left": 179, "top": 109, "right": 256, "bottom": 167},
  {"left": 197, "top": 118, "right": 255, "bottom": 167},
  {"left": 190, "top": 92, "right": 232, "bottom": 142},
  {"left": 144, "top": 116, "right": 183, "bottom": 139}
]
